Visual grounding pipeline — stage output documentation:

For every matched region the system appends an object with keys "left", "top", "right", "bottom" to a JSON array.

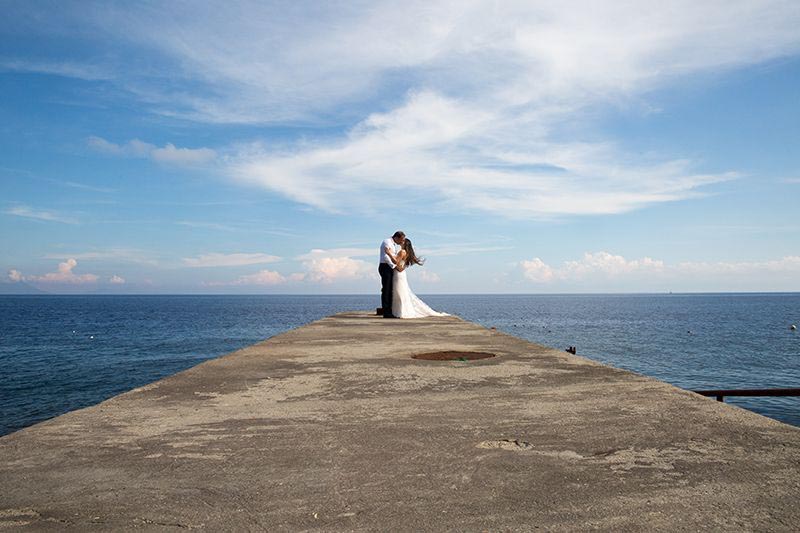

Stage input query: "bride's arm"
[{"left": 394, "top": 250, "right": 408, "bottom": 272}]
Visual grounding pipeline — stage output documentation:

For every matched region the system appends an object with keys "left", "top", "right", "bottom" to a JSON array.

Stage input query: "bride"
[{"left": 392, "top": 239, "right": 449, "bottom": 318}]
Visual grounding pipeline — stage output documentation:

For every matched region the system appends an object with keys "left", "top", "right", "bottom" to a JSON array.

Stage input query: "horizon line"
[{"left": 2, "top": 291, "right": 799, "bottom": 297}]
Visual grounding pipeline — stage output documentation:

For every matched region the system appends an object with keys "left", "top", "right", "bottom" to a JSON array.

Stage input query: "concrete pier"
[{"left": 1, "top": 312, "right": 799, "bottom": 531}]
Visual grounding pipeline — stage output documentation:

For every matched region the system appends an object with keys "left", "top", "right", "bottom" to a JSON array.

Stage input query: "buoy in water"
[{"left": 791, "top": 324, "right": 797, "bottom": 331}]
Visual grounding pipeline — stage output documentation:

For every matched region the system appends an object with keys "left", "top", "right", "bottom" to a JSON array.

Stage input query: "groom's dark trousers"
[{"left": 378, "top": 263, "right": 394, "bottom": 318}]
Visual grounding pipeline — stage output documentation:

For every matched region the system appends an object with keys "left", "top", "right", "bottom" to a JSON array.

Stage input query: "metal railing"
[{"left": 692, "top": 388, "right": 800, "bottom": 402}]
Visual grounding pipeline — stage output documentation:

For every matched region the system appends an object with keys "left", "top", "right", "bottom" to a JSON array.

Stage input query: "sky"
[{"left": 1, "top": 0, "right": 799, "bottom": 294}]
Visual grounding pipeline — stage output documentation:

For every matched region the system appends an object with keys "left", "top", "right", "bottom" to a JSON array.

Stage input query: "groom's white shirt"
[{"left": 380, "top": 238, "right": 397, "bottom": 269}]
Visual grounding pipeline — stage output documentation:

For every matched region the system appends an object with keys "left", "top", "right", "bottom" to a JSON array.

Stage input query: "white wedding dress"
[{"left": 392, "top": 261, "right": 449, "bottom": 318}]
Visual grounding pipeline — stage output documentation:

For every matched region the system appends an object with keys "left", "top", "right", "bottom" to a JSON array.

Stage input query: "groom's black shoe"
[{"left": 383, "top": 314, "right": 397, "bottom": 319}]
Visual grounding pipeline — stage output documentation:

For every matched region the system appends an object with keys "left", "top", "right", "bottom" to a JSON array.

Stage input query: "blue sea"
[{"left": 1, "top": 293, "right": 798, "bottom": 436}]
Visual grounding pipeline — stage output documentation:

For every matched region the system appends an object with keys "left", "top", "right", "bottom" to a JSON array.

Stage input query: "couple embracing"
[{"left": 378, "top": 231, "right": 449, "bottom": 319}]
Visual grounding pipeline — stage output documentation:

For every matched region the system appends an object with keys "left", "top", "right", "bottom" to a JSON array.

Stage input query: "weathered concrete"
[{"left": 1, "top": 311, "right": 799, "bottom": 531}]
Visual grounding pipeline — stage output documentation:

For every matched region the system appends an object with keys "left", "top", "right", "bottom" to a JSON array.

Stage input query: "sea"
[{"left": 1, "top": 293, "right": 798, "bottom": 436}]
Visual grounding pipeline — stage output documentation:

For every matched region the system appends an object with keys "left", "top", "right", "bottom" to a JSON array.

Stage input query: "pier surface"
[{"left": 1, "top": 312, "right": 799, "bottom": 531}]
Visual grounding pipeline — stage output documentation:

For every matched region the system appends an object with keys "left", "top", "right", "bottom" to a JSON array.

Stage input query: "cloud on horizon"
[
  {"left": 520, "top": 251, "right": 800, "bottom": 284},
  {"left": 9, "top": 259, "right": 99, "bottom": 284},
  {"left": 206, "top": 247, "right": 378, "bottom": 286}
]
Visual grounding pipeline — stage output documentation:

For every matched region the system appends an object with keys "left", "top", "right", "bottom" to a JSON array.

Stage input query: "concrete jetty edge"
[{"left": 1, "top": 311, "right": 799, "bottom": 531}]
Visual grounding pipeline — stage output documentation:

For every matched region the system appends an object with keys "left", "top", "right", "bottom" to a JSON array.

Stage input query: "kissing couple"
[{"left": 378, "top": 231, "right": 449, "bottom": 319}]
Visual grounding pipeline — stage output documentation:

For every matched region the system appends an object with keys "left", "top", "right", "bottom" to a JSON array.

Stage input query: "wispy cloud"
[
  {"left": 295, "top": 248, "right": 375, "bottom": 261},
  {"left": 64, "top": 1, "right": 800, "bottom": 124},
  {"left": 10, "top": 2, "right": 800, "bottom": 219},
  {"left": 88, "top": 136, "right": 216, "bottom": 165},
  {"left": 175, "top": 220, "right": 300, "bottom": 237},
  {"left": 421, "top": 243, "right": 514, "bottom": 257},
  {"left": 0, "top": 59, "right": 115, "bottom": 81},
  {"left": 230, "top": 89, "right": 739, "bottom": 218},
  {"left": 182, "top": 252, "right": 282, "bottom": 268},
  {"left": 675, "top": 256, "right": 800, "bottom": 275},
  {"left": 44, "top": 248, "right": 159, "bottom": 266},
  {"left": 60, "top": 180, "right": 115, "bottom": 193},
  {"left": 3, "top": 204, "right": 78, "bottom": 224},
  {"left": 176, "top": 221, "right": 239, "bottom": 232}
]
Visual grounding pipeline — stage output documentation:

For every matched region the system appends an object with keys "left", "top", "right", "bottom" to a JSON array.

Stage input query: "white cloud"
[
  {"left": 4, "top": 205, "right": 78, "bottom": 224},
  {"left": 299, "top": 250, "right": 374, "bottom": 284},
  {"left": 244, "top": 0, "right": 784, "bottom": 215},
  {"left": 418, "top": 270, "right": 441, "bottom": 283},
  {"left": 86, "top": 136, "right": 119, "bottom": 155},
  {"left": 520, "top": 258, "right": 557, "bottom": 282},
  {"left": 521, "top": 252, "right": 800, "bottom": 284},
  {"left": 7, "top": 269, "right": 23, "bottom": 282},
  {"left": 562, "top": 252, "right": 665, "bottom": 278},
  {"left": 182, "top": 252, "right": 282, "bottom": 268},
  {"left": 88, "top": 136, "right": 215, "bottom": 165},
  {"left": 521, "top": 251, "right": 665, "bottom": 282},
  {"left": 303, "top": 257, "right": 371, "bottom": 283},
  {"left": 19, "top": 259, "right": 99, "bottom": 284},
  {"left": 151, "top": 143, "right": 217, "bottom": 165},
  {"left": 228, "top": 89, "right": 736, "bottom": 218},
  {"left": 26, "top": 2, "right": 797, "bottom": 219},
  {"left": 204, "top": 248, "right": 377, "bottom": 286},
  {"left": 109, "top": 275, "right": 126, "bottom": 284}
]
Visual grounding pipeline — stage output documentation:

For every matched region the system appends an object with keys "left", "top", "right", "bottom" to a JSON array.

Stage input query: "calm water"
[{"left": 1, "top": 293, "right": 798, "bottom": 435}]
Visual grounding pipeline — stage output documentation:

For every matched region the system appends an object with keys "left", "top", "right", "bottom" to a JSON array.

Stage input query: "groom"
[{"left": 378, "top": 231, "right": 405, "bottom": 318}]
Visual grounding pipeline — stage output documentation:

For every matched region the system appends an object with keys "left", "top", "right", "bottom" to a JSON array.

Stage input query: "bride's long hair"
[{"left": 402, "top": 239, "right": 424, "bottom": 267}]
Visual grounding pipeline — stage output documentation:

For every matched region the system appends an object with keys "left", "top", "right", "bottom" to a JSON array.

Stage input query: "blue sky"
[{"left": 1, "top": 0, "right": 799, "bottom": 294}]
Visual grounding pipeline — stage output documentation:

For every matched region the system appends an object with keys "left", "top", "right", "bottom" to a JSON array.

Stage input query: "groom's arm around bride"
[{"left": 378, "top": 231, "right": 405, "bottom": 318}]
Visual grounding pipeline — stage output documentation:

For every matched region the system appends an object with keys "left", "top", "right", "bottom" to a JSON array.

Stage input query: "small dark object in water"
[
  {"left": 566, "top": 346, "right": 577, "bottom": 354},
  {"left": 791, "top": 324, "right": 797, "bottom": 331}
]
